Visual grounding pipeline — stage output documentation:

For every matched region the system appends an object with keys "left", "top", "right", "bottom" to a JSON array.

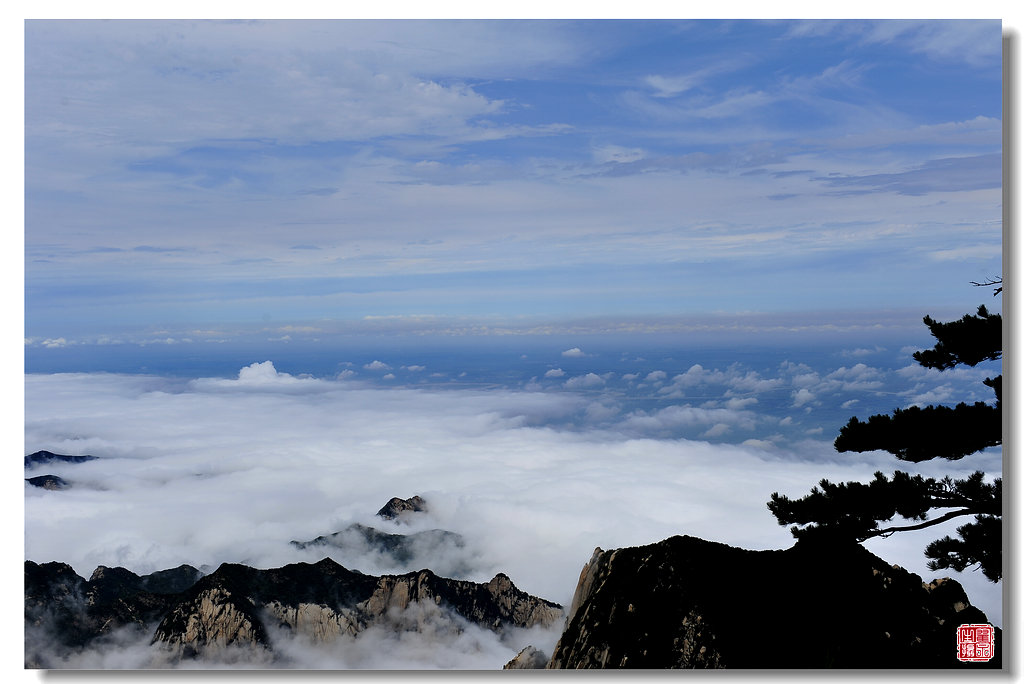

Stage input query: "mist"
[
  {"left": 24, "top": 362, "right": 1003, "bottom": 668},
  {"left": 26, "top": 598, "right": 565, "bottom": 670}
]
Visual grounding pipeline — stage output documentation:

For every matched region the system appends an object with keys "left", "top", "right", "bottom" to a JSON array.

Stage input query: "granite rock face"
[
  {"left": 152, "top": 558, "right": 562, "bottom": 659},
  {"left": 504, "top": 645, "right": 549, "bottom": 669},
  {"left": 25, "top": 561, "right": 203, "bottom": 667},
  {"left": 376, "top": 495, "right": 428, "bottom": 521},
  {"left": 547, "top": 535, "right": 1001, "bottom": 669},
  {"left": 26, "top": 557, "right": 562, "bottom": 666}
]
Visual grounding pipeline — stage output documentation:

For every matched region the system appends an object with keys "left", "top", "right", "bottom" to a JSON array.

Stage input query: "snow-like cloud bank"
[{"left": 25, "top": 364, "right": 1002, "bottom": 661}]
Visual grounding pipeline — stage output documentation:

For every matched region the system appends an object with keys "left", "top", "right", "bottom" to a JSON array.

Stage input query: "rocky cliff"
[
  {"left": 376, "top": 494, "right": 428, "bottom": 521},
  {"left": 547, "top": 535, "right": 1001, "bottom": 669},
  {"left": 152, "top": 558, "right": 562, "bottom": 659},
  {"left": 25, "top": 561, "right": 203, "bottom": 667}
]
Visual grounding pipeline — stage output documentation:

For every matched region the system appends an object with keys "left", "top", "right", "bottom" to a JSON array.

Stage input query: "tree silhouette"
[{"left": 768, "top": 304, "right": 1002, "bottom": 581}]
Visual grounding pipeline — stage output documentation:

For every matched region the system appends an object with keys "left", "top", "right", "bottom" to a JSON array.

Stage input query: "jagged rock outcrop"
[
  {"left": 150, "top": 558, "right": 378, "bottom": 657},
  {"left": 376, "top": 495, "right": 427, "bottom": 520},
  {"left": 504, "top": 645, "right": 549, "bottom": 669},
  {"left": 26, "top": 474, "right": 69, "bottom": 490},
  {"left": 547, "top": 535, "right": 1001, "bottom": 669},
  {"left": 25, "top": 450, "right": 97, "bottom": 468},
  {"left": 25, "top": 561, "right": 203, "bottom": 667},
  {"left": 151, "top": 558, "right": 562, "bottom": 659}
]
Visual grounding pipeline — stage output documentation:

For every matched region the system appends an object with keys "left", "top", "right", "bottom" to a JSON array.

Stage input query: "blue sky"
[
  {"left": 17, "top": 18, "right": 1010, "bottom": 652},
  {"left": 24, "top": 19, "right": 1003, "bottom": 347}
]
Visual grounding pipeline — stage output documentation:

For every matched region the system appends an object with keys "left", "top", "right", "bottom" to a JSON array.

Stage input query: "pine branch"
[
  {"left": 970, "top": 276, "right": 1002, "bottom": 295},
  {"left": 859, "top": 509, "right": 978, "bottom": 540}
]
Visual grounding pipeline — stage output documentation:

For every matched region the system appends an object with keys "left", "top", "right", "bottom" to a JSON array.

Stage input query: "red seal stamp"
[{"left": 956, "top": 623, "right": 995, "bottom": 662}]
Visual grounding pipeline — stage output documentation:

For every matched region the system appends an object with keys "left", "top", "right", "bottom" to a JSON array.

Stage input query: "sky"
[
  {"left": 15, "top": 14, "right": 1011, "bottom": 673},
  {"left": 24, "top": 18, "right": 1003, "bottom": 350}
]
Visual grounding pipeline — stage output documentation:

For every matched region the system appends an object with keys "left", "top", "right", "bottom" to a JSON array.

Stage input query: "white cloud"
[
  {"left": 671, "top": 364, "right": 727, "bottom": 387},
  {"left": 825, "top": 364, "right": 884, "bottom": 391},
  {"left": 404, "top": 365, "right": 426, "bottom": 372},
  {"left": 543, "top": 368, "right": 565, "bottom": 378},
  {"left": 24, "top": 21, "right": 1002, "bottom": 348},
  {"left": 644, "top": 370, "right": 667, "bottom": 383},
  {"left": 561, "top": 348, "right": 585, "bottom": 358},
  {"left": 364, "top": 360, "right": 392, "bottom": 371},
  {"left": 725, "top": 397, "right": 758, "bottom": 410},
  {"left": 702, "top": 423, "right": 731, "bottom": 438},
  {"left": 188, "top": 361, "right": 331, "bottom": 394},
  {"left": 239, "top": 360, "right": 287, "bottom": 383},
  {"left": 645, "top": 74, "right": 702, "bottom": 98},
  {"left": 904, "top": 384, "right": 955, "bottom": 407},
  {"left": 564, "top": 373, "right": 604, "bottom": 389},
  {"left": 584, "top": 402, "right": 620, "bottom": 423},
  {"left": 23, "top": 366, "right": 1004, "bottom": 667},
  {"left": 792, "top": 388, "right": 816, "bottom": 407},
  {"left": 619, "top": 404, "right": 757, "bottom": 434},
  {"left": 783, "top": 20, "right": 1000, "bottom": 67},
  {"left": 790, "top": 372, "right": 820, "bottom": 389},
  {"left": 726, "top": 370, "right": 784, "bottom": 394},
  {"left": 26, "top": 21, "right": 545, "bottom": 149},
  {"left": 841, "top": 346, "right": 886, "bottom": 357},
  {"left": 862, "top": 19, "right": 1000, "bottom": 67}
]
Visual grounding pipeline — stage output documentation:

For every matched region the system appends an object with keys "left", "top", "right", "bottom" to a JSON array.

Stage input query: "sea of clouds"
[{"left": 24, "top": 360, "right": 1003, "bottom": 669}]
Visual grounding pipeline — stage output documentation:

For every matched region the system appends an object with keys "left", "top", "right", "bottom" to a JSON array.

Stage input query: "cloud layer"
[{"left": 25, "top": 361, "right": 1003, "bottom": 657}]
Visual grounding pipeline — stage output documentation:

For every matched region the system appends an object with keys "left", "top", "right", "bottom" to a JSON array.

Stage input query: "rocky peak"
[
  {"left": 504, "top": 645, "right": 550, "bottom": 669},
  {"left": 546, "top": 535, "right": 1001, "bottom": 669},
  {"left": 25, "top": 451, "right": 97, "bottom": 468},
  {"left": 25, "top": 560, "right": 203, "bottom": 667},
  {"left": 26, "top": 474, "right": 69, "bottom": 490},
  {"left": 142, "top": 558, "right": 563, "bottom": 661},
  {"left": 376, "top": 495, "right": 427, "bottom": 521},
  {"left": 139, "top": 565, "right": 205, "bottom": 595}
]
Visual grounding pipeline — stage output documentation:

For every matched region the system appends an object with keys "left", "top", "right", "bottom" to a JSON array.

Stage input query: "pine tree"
[{"left": 767, "top": 304, "right": 1002, "bottom": 581}]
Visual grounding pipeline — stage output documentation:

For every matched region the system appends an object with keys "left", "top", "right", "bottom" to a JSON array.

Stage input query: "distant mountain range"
[
  {"left": 25, "top": 471, "right": 1002, "bottom": 669},
  {"left": 26, "top": 555, "right": 561, "bottom": 668},
  {"left": 25, "top": 450, "right": 97, "bottom": 468},
  {"left": 25, "top": 451, "right": 96, "bottom": 490}
]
